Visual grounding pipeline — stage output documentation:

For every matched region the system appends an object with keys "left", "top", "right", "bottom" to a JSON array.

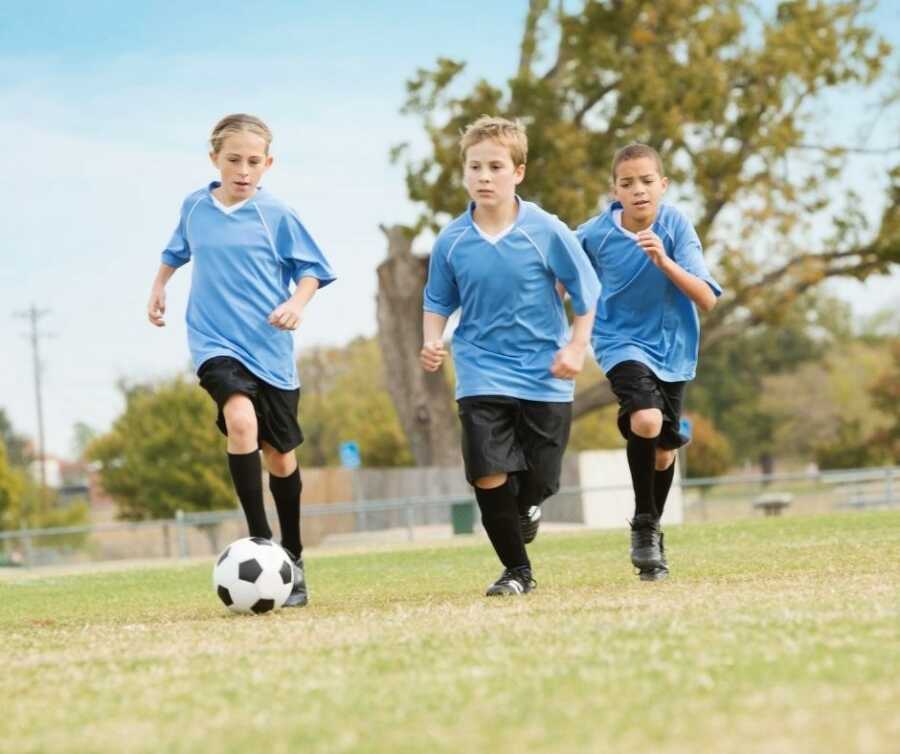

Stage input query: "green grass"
[{"left": 1, "top": 511, "right": 898, "bottom": 754}]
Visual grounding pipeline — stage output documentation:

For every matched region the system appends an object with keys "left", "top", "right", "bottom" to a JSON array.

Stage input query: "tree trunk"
[{"left": 376, "top": 225, "right": 460, "bottom": 466}]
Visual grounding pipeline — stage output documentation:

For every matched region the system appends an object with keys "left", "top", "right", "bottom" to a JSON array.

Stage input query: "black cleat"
[
  {"left": 630, "top": 514, "right": 663, "bottom": 570},
  {"left": 283, "top": 555, "right": 309, "bottom": 607},
  {"left": 519, "top": 505, "right": 542, "bottom": 544},
  {"left": 638, "top": 531, "right": 669, "bottom": 581},
  {"left": 485, "top": 565, "right": 535, "bottom": 596}
]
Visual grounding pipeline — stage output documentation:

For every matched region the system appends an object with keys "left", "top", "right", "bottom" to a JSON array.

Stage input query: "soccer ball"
[{"left": 213, "top": 537, "right": 294, "bottom": 614}]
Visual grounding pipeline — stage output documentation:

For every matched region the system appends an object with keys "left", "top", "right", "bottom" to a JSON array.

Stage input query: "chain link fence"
[{"left": 1, "top": 466, "right": 896, "bottom": 569}]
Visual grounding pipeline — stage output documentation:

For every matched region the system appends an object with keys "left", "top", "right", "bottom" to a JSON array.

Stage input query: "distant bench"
[{"left": 752, "top": 493, "right": 793, "bottom": 517}]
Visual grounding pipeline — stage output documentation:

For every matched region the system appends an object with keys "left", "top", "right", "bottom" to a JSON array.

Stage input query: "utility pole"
[{"left": 14, "top": 305, "right": 51, "bottom": 497}]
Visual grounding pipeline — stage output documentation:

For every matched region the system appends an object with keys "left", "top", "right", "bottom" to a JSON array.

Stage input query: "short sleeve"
[
  {"left": 423, "top": 237, "right": 460, "bottom": 317},
  {"left": 548, "top": 223, "right": 601, "bottom": 316},
  {"left": 671, "top": 213, "right": 722, "bottom": 297},
  {"left": 276, "top": 211, "right": 337, "bottom": 287},
  {"left": 161, "top": 206, "right": 191, "bottom": 269}
]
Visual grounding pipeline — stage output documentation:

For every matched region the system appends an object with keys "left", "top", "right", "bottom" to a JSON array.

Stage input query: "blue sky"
[{"left": 1, "top": 1, "right": 898, "bottom": 458}]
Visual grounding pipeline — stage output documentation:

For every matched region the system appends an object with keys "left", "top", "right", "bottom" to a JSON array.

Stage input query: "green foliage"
[
  {"left": 758, "top": 338, "right": 895, "bottom": 469},
  {"left": 856, "top": 337, "right": 900, "bottom": 464},
  {"left": 0, "top": 408, "right": 30, "bottom": 467},
  {"left": 691, "top": 294, "right": 839, "bottom": 463},
  {"left": 0, "top": 440, "right": 89, "bottom": 546},
  {"left": 87, "top": 377, "right": 234, "bottom": 520},
  {"left": 0, "top": 442, "right": 24, "bottom": 530},
  {"left": 298, "top": 337, "right": 414, "bottom": 467},
  {"left": 683, "top": 413, "right": 734, "bottom": 478}
]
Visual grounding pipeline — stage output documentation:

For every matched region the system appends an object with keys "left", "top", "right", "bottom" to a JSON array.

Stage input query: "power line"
[{"left": 13, "top": 305, "right": 51, "bottom": 498}]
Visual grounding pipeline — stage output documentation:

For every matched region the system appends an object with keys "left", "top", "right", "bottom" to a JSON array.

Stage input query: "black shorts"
[
  {"left": 197, "top": 356, "right": 303, "bottom": 453},
  {"left": 606, "top": 360, "right": 688, "bottom": 450},
  {"left": 457, "top": 395, "right": 572, "bottom": 506}
]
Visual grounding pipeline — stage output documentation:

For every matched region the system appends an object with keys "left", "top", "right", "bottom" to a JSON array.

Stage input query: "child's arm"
[
  {"left": 550, "top": 307, "right": 595, "bottom": 379},
  {"left": 420, "top": 312, "right": 449, "bottom": 372},
  {"left": 636, "top": 230, "right": 717, "bottom": 312},
  {"left": 147, "top": 263, "right": 178, "bottom": 327},
  {"left": 269, "top": 276, "right": 320, "bottom": 331}
]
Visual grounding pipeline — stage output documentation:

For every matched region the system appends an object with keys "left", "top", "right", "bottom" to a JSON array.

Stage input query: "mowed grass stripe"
[{"left": 1, "top": 511, "right": 897, "bottom": 754}]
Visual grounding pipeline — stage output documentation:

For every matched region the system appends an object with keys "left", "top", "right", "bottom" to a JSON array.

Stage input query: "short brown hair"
[
  {"left": 611, "top": 143, "right": 664, "bottom": 182},
  {"left": 459, "top": 116, "right": 528, "bottom": 166},
  {"left": 210, "top": 113, "right": 273, "bottom": 155}
]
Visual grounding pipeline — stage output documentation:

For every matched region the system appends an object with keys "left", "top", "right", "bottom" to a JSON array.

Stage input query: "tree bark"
[{"left": 376, "top": 225, "right": 461, "bottom": 466}]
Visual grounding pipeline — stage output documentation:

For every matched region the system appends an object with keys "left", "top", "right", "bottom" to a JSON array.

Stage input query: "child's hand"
[
  {"left": 268, "top": 301, "right": 304, "bottom": 331},
  {"left": 420, "top": 340, "right": 447, "bottom": 372},
  {"left": 147, "top": 287, "right": 166, "bottom": 327},
  {"left": 550, "top": 341, "right": 587, "bottom": 380},
  {"left": 636, "top": 230, "right": 668, "bottom": 268}
]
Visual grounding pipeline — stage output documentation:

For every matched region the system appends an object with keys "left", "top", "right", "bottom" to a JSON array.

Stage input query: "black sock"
[
  {"left": 627, "top": 432, "right": 659, "bottom": 519},
  {"left": 654, "top": 462, "right": 676, "bottom": 519},
  {"left": 227, "top": 450, "right": 271, "bottom": 540},
  {"left": 270, "top": 467, "right": 302, "bottom": 559},
  {"left": 475, "top": 482, "right": 530, "bottom": 570}
]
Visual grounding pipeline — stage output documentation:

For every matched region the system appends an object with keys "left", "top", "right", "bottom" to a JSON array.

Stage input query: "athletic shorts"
[
  {"left": 197, "top": 356, "right": 303, "bottom": 453},
  {"left": 606, "top": 360, "right": 688, "bottom": 450},
  {"left": 457, "top": 395, "right": 572, "bottom": 506}
]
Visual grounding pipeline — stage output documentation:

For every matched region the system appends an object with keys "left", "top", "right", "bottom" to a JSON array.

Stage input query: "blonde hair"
[
  {"left": 459, "top": 116, "right": 528, "bottom": 166},
  {"left": 611, "top": 143, "right": 664, "bottom": 182},
  {"left": 210, "top": 113, "right": 273, "bottom": 155}
]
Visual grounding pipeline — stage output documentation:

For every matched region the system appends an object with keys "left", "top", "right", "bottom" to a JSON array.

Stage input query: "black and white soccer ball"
[{"left": 212, "top": 537, "right": 294, "bottom": 614}]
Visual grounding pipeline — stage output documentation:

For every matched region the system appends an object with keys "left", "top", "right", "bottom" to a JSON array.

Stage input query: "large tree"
[
  {"left": 87, "top": 378, "right": 234, "bottom": 520},
  {"left": 388, "top": 0, "right": 898, "bottom": 430}
]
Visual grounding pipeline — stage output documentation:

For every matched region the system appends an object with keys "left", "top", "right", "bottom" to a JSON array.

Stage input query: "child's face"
[
  {"left": 463, "top": 139, "right": 525, "bottom": 211},
  {"left": 613, "top": 157, "right": 668, "bottom": 227},
  {"left": 209, "top": 131, "right": 273, "bottom": 203}
]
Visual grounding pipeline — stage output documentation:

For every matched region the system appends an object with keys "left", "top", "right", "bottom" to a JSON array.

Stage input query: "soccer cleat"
[
  {"left": 638, "top": 531, "right": 669, "bottom": 581},
  {"left": 519, "top": 505, "right": 542, "bottom": 544},
  {"left": 630, "top": 513, "right": 663, "bottom": 570},
  {"left": 485, "top": 565, "right": 536, "bottom": 596},
  {"left": 283, "top": 555, "right": 309, "bottom": 607}
]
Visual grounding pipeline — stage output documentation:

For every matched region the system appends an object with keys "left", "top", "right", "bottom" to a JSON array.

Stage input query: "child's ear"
[{"left": 660, "top": 176, "right": 669, "bottom": 193}]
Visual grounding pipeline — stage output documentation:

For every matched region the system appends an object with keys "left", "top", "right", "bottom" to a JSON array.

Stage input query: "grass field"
[{"left": 1, "top": 511, "right": 898, "bottom": 754}]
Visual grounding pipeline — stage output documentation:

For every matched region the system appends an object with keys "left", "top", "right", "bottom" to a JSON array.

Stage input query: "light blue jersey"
[
  {"left": 424, "top": 199, "right": 600, "bottom": 402},
  {"left": 161, "top": 182, "right": 336, "bottom": 389},
  {"left": 576, "top": 202, "right": 721, "bottom": 382}
]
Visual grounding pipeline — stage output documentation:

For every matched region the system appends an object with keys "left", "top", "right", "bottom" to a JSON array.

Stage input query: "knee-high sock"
[
  {"left": 627, "top": 433, "right": 659, "bottom": 519},
  {"left": 475, "top": 482, "right": 530, "bottom": 570},
  {"left": 654, "top": 462, "right": 676, "bottom": 519},
  {"left": 227, "top": 450, "right": 271, "bottom": 539},
  {"left": 270, "top": 467, "right": 302, "bottom": 559}
]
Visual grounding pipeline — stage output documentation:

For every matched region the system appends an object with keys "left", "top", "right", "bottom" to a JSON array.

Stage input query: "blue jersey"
[
  {"left": 161, "top": 182, "right": 336, "bottom": 389},
  {"left": 424, "top": 199, "right": 600, "bottom": 402},
  {"left": 576, "top": 202, "right": 721, "bottom": 382}
]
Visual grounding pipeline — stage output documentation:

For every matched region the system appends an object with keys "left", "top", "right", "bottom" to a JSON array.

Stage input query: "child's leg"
[
  {"left": 261, "top": 443, "right": 302, "bottom": 560},
  {"left": 628, "top": 408, "right": 663, "bottom": 519},
  {"left": 516, "top": 400, "right": 573, "bottom": 542},
  {"left": 474, "top": 472, "right": 530, "bottom": 570},
  {"left": 223, "top": 394, "right": 271, "bottom": 540},
  {"left": 654, "top": 449, "right": 677, "bottom": 519}
]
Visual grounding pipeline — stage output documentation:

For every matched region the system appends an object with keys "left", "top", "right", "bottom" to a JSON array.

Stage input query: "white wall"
[{"left": 576, "top": 449, "right": 683, "bottom": 529}]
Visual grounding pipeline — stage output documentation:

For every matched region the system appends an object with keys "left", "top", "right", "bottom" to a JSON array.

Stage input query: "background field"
[{"left": 1, "top": 511, "right": 898, "bottom": 754}]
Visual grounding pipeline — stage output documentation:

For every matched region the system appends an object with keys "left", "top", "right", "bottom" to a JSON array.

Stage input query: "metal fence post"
[
  {"left": 20, "top": 527, "right": 34, "bottom": 569},
  {"left": 406, "top": 501, "right": 415, "bottom": 542},
  {"left": 175, "top": 510, "right": 189, "bottom": 559}
]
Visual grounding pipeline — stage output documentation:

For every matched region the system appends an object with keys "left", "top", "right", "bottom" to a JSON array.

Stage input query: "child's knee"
[
  {"left": 630, "top": 409, "right": 663, "bottom": 438},
  {"left": 262, "top": 445, "right": 297, "bottom": 477},
  {"left": 655, "top": 448, "right": 676, "bottom": 471},
  {"left": 474, "top": 473, "right": 507, "bottom": 490},
  {"left": 223, "top": 395, "right": 257, "bottom": 439}
]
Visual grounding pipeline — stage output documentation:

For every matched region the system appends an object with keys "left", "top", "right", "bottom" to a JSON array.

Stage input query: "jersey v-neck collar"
[
  {"left": 207, "top": 181, "right": 257, "bottom": 215},
  {"left": 467, "top": 195, "right": 526, "bottom": 246}
]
